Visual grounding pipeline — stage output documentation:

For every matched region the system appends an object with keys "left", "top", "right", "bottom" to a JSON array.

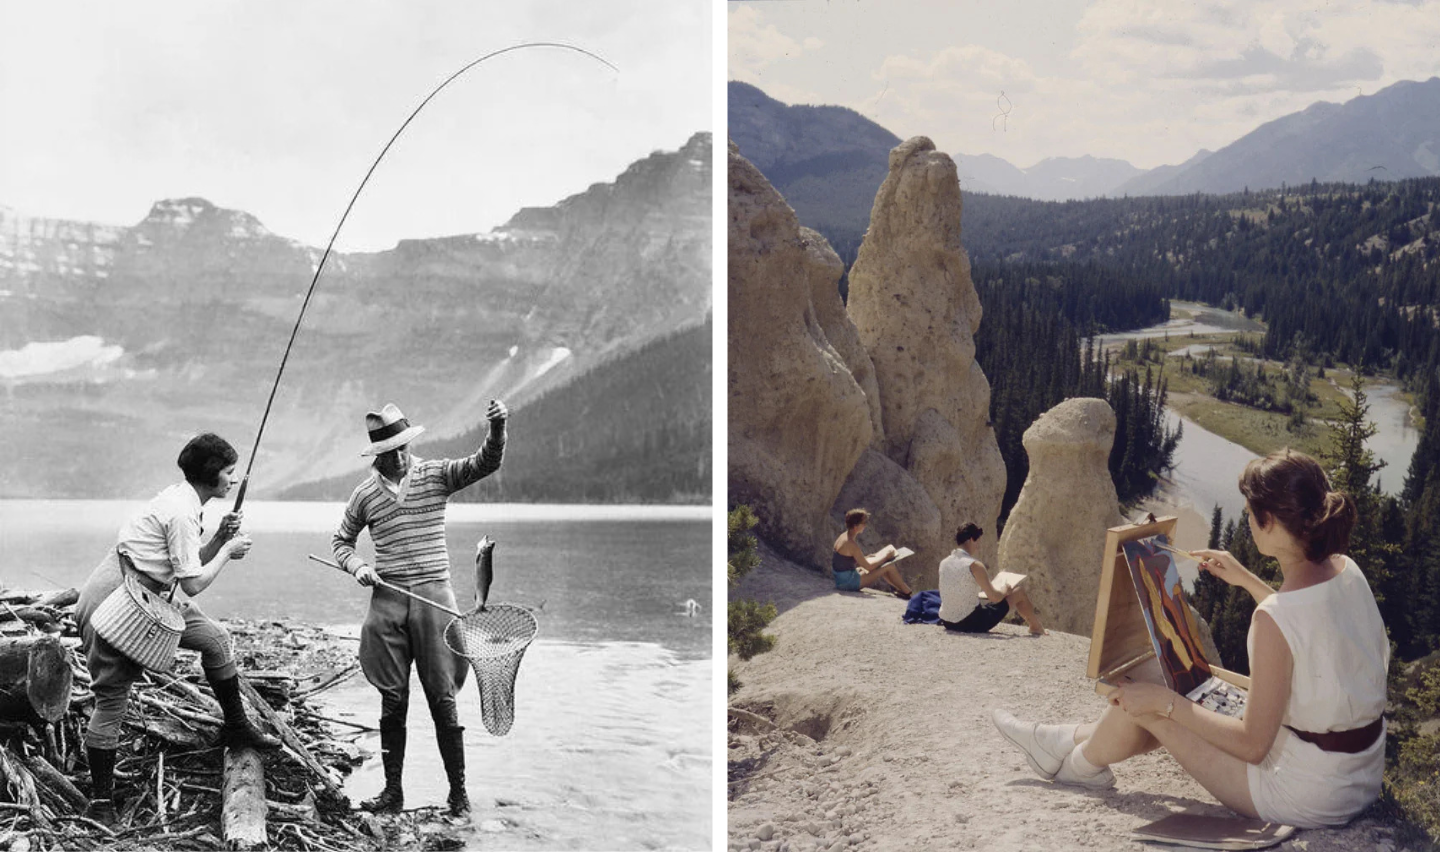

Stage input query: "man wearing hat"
[{"left": 332, "top": 398, "right": 507, "bottom": 816}]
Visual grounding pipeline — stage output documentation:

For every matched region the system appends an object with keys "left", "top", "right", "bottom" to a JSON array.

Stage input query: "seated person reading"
[
  {"left": 832, "top": 508, "right": 913, "bottom": 600},
  {"left": 937, "top": 524, "right": 1045, "bottom": 635}
]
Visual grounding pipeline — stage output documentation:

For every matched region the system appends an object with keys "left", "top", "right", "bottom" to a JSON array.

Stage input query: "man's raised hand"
[{"left": 487, "top": 398, "right": 508, "bottom": 424}]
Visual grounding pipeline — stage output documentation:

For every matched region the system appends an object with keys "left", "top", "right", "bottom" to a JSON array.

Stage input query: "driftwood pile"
[{"left": 0, "top": 587, "right": 381, "bottom": 851}]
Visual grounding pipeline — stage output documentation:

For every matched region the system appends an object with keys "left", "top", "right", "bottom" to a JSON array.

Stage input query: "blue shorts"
[{"left": 834, "top": 569, "right": 861, "bottom": 592}]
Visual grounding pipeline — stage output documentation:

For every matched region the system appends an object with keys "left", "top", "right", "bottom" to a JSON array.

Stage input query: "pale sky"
[
  {"left": 0, "top": 0, "right": 711, "bottom": 251},
  {"left": 729, "top": 0, "right": 1440, "bottom": 170}
]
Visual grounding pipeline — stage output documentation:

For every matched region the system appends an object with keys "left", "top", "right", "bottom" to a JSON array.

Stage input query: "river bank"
[
  {"left": 727, "top": 545, "right": 1419, "bottom": 852},
  {"left": 1099, "top": 302, "right": 1418, "bottom": 496}
]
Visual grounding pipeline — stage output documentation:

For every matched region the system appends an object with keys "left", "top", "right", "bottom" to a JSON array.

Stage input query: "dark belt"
[
  {"left": 1286, "top": 717, "right": 1383, "bottom": 754},
  {"left": 117, "top": 550, "right": 173, "bottom": 596}
]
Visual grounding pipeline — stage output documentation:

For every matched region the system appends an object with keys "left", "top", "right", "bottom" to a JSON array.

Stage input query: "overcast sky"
[
  {"left": 730, "top": 0, "right": 1440, "bottom": 170},
  {"left": 0, "top": 0, "right": 710, "bottom": 251}
]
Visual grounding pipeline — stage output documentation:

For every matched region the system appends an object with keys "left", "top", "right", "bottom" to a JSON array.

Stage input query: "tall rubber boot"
[
  {"left": 84, "top": 746, "right": 118, "bottom": 827},
  {"left": 360, "top": 722, "right": 406, "bottom": 813},
  {"left": 437, "top": 725, "right": 470, "bottom": 816},
  {"left": 209, "top": 673, "right": 281, "bottom": 750}
]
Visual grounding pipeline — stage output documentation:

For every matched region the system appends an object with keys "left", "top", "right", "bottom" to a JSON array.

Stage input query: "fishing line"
[{"left": 233, "top": 42, "right": 619, "bottom": 512}]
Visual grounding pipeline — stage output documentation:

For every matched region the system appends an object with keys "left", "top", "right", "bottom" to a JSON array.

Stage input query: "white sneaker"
[
  {"left": 991, "top": 709, "right": 1074, "bottom": 780},
  {"left": 1054, "top": 748, "right": 1116, "bottom": 789}
]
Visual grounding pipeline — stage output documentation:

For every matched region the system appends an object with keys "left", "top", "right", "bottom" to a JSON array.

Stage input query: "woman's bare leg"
[
  {"left": 861, "top": 564, "right": 911, "bottom": 595},
  {"left": 879, "top": 564, "right": 912, "bottom": 594},
  {"left": 1078, "top": 705, "right": 1258, "bottom": 817},
  {"left": 1007, "top": 588, "right": 1045, "bottom": 634},
  {"left": 1076, "top": 704, "right": 1161, "bottom": 765}
]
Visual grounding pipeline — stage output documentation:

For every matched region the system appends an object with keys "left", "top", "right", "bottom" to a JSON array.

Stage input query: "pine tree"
[
  {"left": 1321, "top": 373, "right": 1402, "bottom": 635},
  {"left": 1193, "top": 506, "right": 1227, "bottom": 621},
  {"left": 728, "top": 505, "right": 776, "bottom": 692}
]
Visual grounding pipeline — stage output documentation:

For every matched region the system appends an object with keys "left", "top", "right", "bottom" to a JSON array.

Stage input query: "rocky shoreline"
[{"left": 0, "top": 591, "right": 479, "bottom": 852}]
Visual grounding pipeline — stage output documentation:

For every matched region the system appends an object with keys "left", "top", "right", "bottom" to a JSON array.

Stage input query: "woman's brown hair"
[
  {"left": 844, "top": 508, "right": 870, "bottom": 530},
  {"left": 1238, "top": 449, "right": 1356, "bottom": 562}
]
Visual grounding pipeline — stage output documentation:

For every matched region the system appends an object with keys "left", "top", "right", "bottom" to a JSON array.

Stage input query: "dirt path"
[{"left": 726, "top": 547, "right": 1410, "bottom": 852}]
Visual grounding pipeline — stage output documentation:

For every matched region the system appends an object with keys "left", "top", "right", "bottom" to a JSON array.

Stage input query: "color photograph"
[{"left": 727, "top": 0, "right": 1440, "bottom": 849}]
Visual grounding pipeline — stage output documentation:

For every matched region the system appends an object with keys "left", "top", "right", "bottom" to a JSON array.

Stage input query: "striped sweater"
[{"left": 332, "top": 426, "right": 505, "bottom": 585}]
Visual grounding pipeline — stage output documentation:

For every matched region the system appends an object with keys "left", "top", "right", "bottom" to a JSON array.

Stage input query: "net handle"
[{"left": 306, "top": 554, "right": 461, "bottom": 617}]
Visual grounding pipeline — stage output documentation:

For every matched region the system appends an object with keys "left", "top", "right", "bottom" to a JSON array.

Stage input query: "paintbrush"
[{"left": 1151, "top": 540, "right": 1195, "bottom": 560}]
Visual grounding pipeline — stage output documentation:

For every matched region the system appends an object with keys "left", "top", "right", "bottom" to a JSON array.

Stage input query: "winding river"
[{"left": 1104, "top": 302, "right": 1419, "bottom": 514}]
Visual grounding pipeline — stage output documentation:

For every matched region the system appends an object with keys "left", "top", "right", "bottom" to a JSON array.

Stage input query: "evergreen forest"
[
  {"left": 961, "top": 177, "right": 1440, "bottom": 385},
  {"left": 970, "top": 262, "right": 1179, "bottom": 524}
]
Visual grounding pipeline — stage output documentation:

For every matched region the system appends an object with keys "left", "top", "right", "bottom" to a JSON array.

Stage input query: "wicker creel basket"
[{"left": 91, "top": 568, "right": 185, "bottom": 672}]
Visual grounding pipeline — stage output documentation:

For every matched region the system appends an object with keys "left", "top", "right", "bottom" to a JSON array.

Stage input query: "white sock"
[
  {"left": 1036, "top": 723, "right": 1079, "bottom": 758},
  {"left": 1064, "top": 744, "right": 1106, "bottom": 777}
]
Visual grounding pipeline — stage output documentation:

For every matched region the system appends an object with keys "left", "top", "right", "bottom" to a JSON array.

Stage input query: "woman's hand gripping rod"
[{"left": 307, "top": 554, "right": 462, "bottom": 618}]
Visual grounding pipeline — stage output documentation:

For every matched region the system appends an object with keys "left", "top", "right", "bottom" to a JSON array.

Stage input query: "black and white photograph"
[{"left": 0, "top": 1, "right": 713, "bottom": 849}]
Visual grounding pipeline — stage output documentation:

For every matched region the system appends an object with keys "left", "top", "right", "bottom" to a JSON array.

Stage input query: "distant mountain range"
[
  {"left": 729, "top": 76, "right": 1440, "bottom": 244},
  {"left": 0, "top": 133, "right": 712, "bottom": 501},
  {"left": 1115, "top": 77, "right": 1440, "bottom": 196}
]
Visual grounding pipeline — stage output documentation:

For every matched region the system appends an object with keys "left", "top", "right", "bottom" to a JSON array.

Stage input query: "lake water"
[{"left": 0, "top": 499, "right": 713, "bottom": 851}]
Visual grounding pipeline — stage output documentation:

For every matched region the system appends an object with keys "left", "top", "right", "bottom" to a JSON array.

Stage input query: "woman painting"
[
  {"left": 992, "top": 449, "right": 1387, "bottom": 828},
  {"left": 832, "top": 508, "right": 913, "bottom": 599},
  {"left": 75, "top": 433, "right": 280, "bottom": 825}
]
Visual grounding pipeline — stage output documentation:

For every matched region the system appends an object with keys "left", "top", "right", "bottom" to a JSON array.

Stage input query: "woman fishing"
[
  {"left": 993, "top": 449, "right": 1387, "bottom": 828},
  {"left": 75, "top": 433, "right": 280, "bottom": 826}
]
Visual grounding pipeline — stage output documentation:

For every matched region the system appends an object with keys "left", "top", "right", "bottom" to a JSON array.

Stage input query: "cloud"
[
  {"left": 1188, "top": 43, "right": 1384, "bottom": 93},
  {"left": 728, "top": 5, "right": 823, "bottom": 78},
  {"left": 733, "top": 0, "right": 1440, "bottom": 172},
  {"left": 1074, "top": 0, "right": 1439, "bottom": 94}
]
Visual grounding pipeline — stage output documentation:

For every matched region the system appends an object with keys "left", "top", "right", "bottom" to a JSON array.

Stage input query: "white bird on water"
[{"left": 680, "top": 599, "right": 700, "bottom": 617}]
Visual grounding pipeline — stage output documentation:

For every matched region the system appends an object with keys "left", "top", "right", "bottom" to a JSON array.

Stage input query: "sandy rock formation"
[
  {"left": 728, "top": 142, "right": 874, "bottom": 562},
  {"left": 998, "top": 397, "right": 1126, "bottom": 636},
  {"left": 828, "top": 449, "right": 944, "bottom": 587},
  {"left": 803, "top": 226, "right": 883, "bottom": 440},
  {"left": 844, "top": 137, "right": 1005, "bottom": 582}
]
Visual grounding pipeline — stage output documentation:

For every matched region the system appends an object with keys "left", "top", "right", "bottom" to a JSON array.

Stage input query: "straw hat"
[{"left": 360, "top": 403, "right": 425, "bottom": 456}]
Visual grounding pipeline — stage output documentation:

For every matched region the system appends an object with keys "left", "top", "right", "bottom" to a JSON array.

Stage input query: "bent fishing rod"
[{"left": 231, "top": 42, "right": 619, "bottom": 514}]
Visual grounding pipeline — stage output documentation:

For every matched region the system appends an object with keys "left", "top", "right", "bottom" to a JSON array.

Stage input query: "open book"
[
  {"left": 1118, "top": 535, "right": 1248, "bottom": 718},
  {"left": 1133, "top": 814, "right": 1295, "bottom": 850},
  {"left": 856, "top": 546, "right": 913, "bottom": 574},
  {"left": 885, "top": 546, "right": 915, "bottom": 565},
  {"left": 979, "top": 571, "right": 1028, "bottom": 599}
]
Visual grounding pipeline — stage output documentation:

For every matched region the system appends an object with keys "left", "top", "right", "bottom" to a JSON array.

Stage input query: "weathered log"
[
  {"left": 236, "top": 678, "right": 346, "bottom": 801},
  {"left": 20, "top": 753, "right": 88, "bottom": 812},
  {"left": 0, "top": 607, "right": 60, "bottom": 632},
  {"left": 222, "top": 747, "right": 267, "bottom": 849},
  {"left": 123, "top": 711, "right": 209, "bottom": 748},
  {"left": 0, "top": 745, "right": 52, "bottom": 830},
  {"left": 0, "top": 635, "right": 73, "bottom": 722},
  {"left": 35, "top": 589, "right": 79, "bottom": 609}
]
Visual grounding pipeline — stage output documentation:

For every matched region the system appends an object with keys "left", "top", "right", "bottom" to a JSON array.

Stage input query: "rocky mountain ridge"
[
  {"left": 0, "top": 132, "right": 711, "bottom": 500},
  {"left": 729, "top": 77, "right": 1440, "bottom": 251},
  {"left": 1116, "top": 77, "right": 1440, "bottom": 196}
]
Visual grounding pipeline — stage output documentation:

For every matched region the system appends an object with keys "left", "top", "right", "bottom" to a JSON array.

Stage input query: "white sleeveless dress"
[{"left": 1244, "top": 556, "right": 1388, "bottom": 827}]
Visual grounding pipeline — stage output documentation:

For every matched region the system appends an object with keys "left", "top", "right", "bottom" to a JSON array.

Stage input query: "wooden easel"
[{"left": 1087, "top": 515, "right": 1249, "bottom": 696}]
